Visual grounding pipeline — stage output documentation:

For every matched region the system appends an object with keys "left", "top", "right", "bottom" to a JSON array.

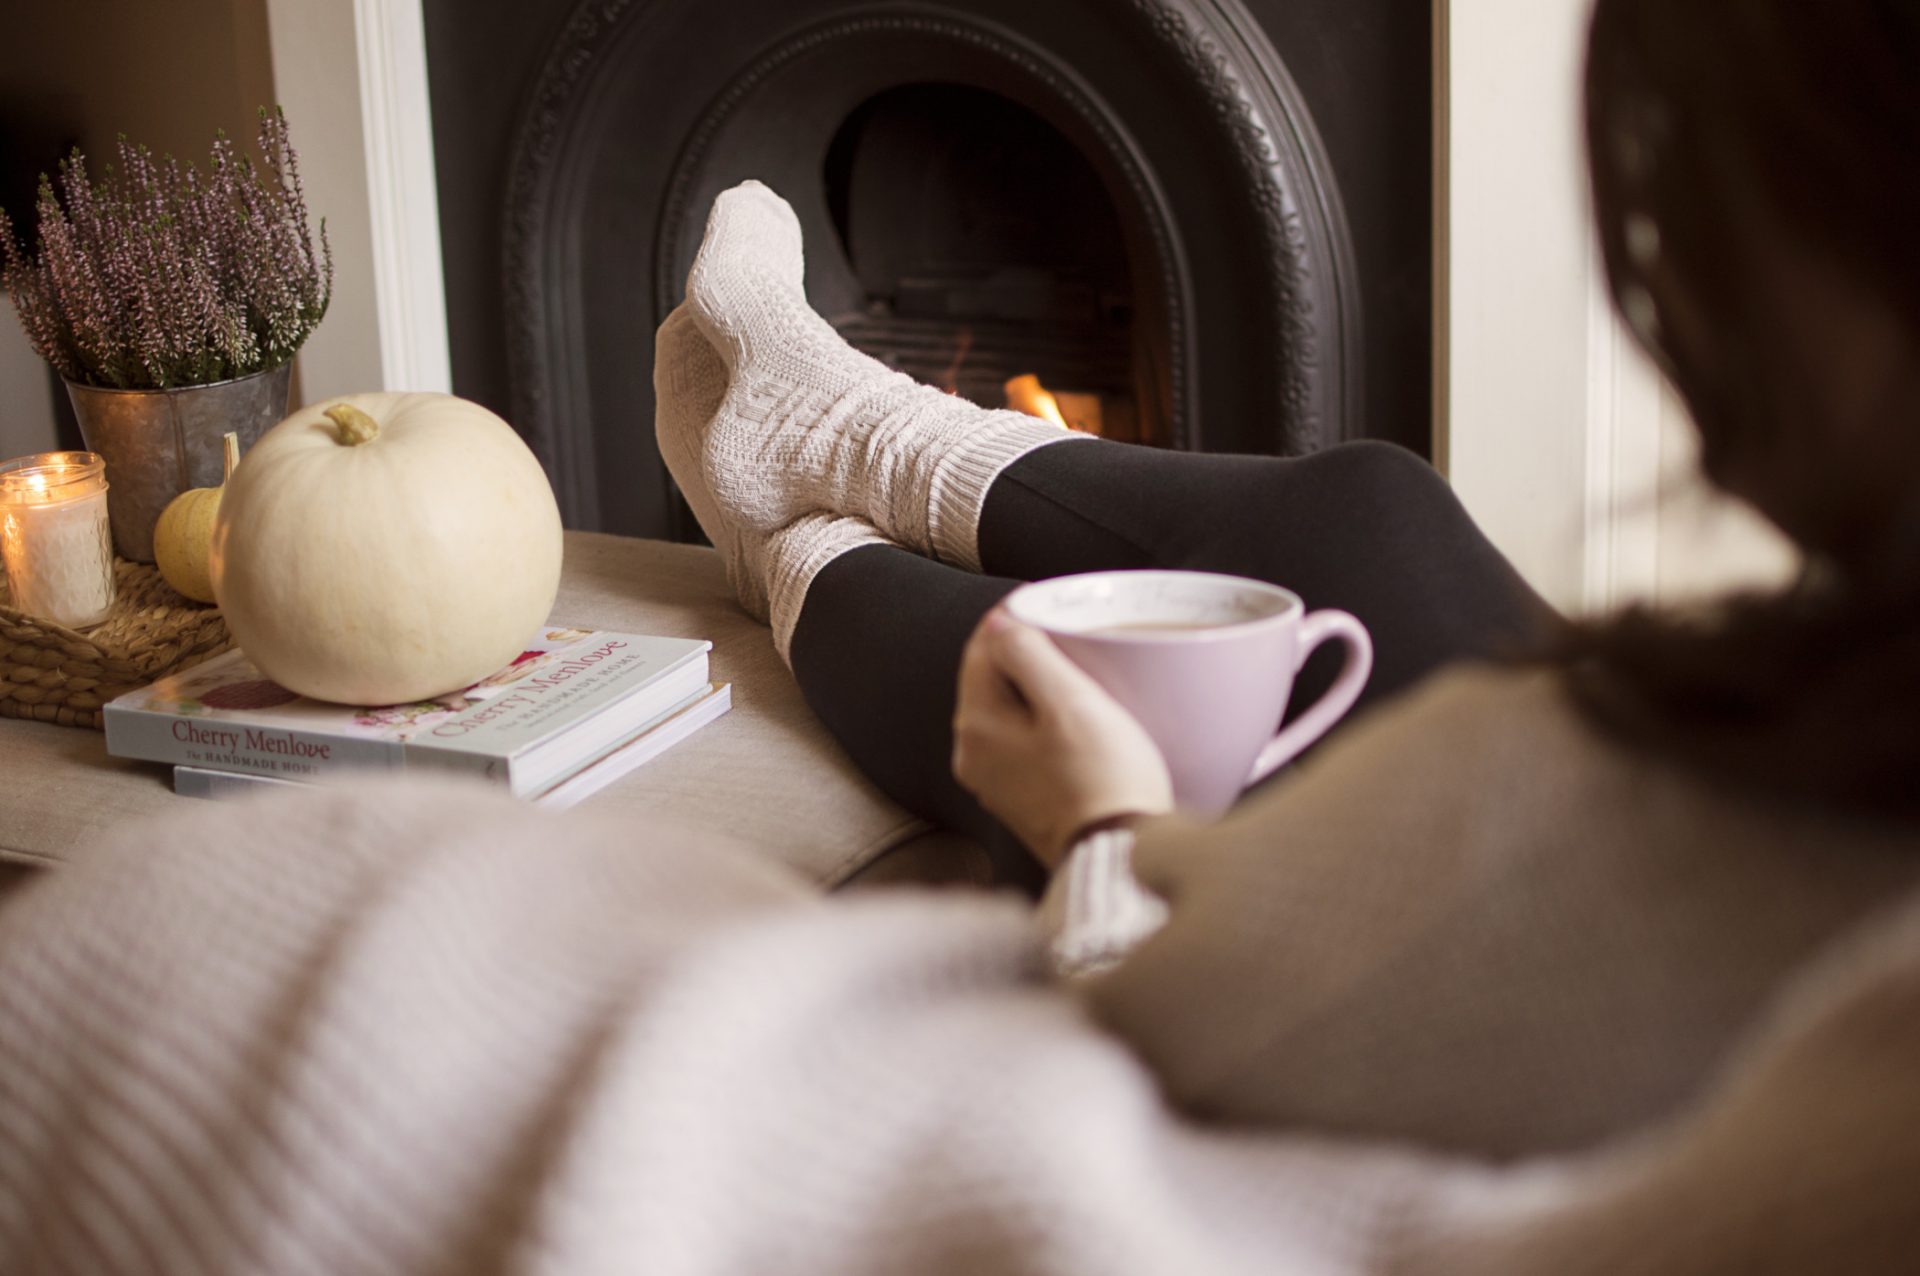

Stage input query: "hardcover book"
[
  {"left": 172, "top": 682, "right": 733, "bottom": 809},
  {"left": 105, "top": 628, "right": 712, "bottom": 797}
]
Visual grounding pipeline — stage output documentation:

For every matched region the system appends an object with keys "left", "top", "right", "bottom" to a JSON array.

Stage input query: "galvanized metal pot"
[{"left": 64, "top": 363, "right": 293, "bottom": 563}]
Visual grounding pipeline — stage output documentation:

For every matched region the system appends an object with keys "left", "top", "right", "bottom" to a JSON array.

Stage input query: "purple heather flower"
[{"left": 0, "top": 109, "right": 332, "bottom": 390}]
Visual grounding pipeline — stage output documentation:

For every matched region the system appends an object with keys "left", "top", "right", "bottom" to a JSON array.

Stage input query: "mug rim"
[{"left": 1005, "top": 569, "right": 1304, "bottom": 644}]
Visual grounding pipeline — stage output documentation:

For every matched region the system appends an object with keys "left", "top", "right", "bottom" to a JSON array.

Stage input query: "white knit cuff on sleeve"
[{"left": 1037, "top": 827, "right": 1169, "bottom": 979}]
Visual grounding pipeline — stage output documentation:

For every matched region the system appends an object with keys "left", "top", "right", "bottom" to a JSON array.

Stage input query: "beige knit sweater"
[{"left": 2, "top": 665, "right": 1917, "bottom": 1273}]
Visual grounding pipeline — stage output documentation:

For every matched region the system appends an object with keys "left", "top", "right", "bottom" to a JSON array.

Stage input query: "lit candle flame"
[{"left": 3, "top": 459, "right": 92, "bottom": 506}]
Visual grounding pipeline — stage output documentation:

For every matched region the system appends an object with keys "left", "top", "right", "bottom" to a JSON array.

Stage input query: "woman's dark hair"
[{"left": 1567, "top": 0, "right": 1920, "bottom": 820}]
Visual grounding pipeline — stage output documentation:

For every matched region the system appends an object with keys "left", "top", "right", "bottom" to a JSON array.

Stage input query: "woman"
[{"left": 2, "top": 2, "right": 1916, "bottom": 1271}]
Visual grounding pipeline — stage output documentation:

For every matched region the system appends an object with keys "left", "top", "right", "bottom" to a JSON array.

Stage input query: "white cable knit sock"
[
  {"left": 760, "top": 512, "right": 888, "bottom": 665},
  {"left": 655, "top": 303, "right": 887, "bottom": 662},
  {"left": 656, "top": 303, "right": 765, "bottom": 616},
  {"left": 684, "top": 180, "right": 1088, "bottom": 571}
]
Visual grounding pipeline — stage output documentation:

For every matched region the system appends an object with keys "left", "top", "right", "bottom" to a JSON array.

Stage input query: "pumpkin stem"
[
  {"left": 324, "top": 403, "right": 382, "bottom": 447},
  {"left": 220, "top": 432, "right": 241, "bottom": 484}
]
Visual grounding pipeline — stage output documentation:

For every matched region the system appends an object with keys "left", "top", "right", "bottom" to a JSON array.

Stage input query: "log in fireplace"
[{"left": 424, "top": 0, "right": 1431, "bottom": 538}]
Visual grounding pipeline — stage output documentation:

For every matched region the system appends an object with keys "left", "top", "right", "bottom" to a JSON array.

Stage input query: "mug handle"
[{"left": 1246, "top": 610, "right": 1373, "bottom": 785}]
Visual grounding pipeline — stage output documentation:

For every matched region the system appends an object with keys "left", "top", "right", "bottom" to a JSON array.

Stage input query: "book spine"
[{"left": 105, "top": 707, "right": 405, "bottom": 780}]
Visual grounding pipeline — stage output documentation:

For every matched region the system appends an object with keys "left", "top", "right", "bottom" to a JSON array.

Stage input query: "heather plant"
[{"left": 0, "top": 108, "right": 331, "bottom": 391}]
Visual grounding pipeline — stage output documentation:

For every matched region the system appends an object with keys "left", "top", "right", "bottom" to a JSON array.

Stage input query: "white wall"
[
  {"left": 0, "top": 299, "right": 58, "bottom": 459},
  {"left": 1, "top": 0, "right": 446, "bottom": 432},
  {"left": 0, "top": 0, "right": 277, "bottom": 170},
  {"left": 262, "top": 0, "right": 382, "bottom": 406},
  {"left": 1437, "top": 0, "right": 1796, "bottom": 614},
  {"left": 0, "top": 0, "right": 277, "bottom": 457}
]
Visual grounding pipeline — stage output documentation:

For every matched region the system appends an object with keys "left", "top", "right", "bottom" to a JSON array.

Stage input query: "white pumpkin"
[{"left": 210, "top": 391, "right": 564, "bottom": 705}]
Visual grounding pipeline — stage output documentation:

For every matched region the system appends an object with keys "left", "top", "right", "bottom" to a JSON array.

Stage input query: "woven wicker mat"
[{"left": 0, "top": 561, "right": 233, "bottom": 730}]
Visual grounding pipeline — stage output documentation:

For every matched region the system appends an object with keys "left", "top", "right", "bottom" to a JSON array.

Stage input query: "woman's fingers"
[
  {"left": 956, "top": 610, "right": 1027, "bottom": 720},
  {"left": 953, "top": 611, "right": 1023, "bottom": 784},
  {"left": 979, "top": 612, "right": 1111, "bottom": 717},
  {"left": 952, "top": 609, "right": 1176, "bottom": 866}
]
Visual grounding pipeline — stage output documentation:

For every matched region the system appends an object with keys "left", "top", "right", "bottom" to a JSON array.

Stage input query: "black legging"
[{"left": 788, "top": 440, "right": 1553, "bottom": 887}]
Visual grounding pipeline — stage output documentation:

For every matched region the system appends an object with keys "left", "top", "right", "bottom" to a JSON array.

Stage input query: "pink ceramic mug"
[{"left": 1004, "top": 570, "right": 1373, "bottom": 817}]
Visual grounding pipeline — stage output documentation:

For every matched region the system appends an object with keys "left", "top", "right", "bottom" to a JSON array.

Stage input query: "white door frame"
[
  {"left": 1435, "top": 0, "right": 1794, "bottom": 612},
  {"left": 264, "top": 0, "right": 451, "bottom": 403},
  {"left": 1434, "top": 0, "right": 1667, "bottom": 614}
]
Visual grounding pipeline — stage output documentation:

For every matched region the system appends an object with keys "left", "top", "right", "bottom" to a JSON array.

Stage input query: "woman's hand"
[{"left": 952, "top": 609, "right": 1174, "bottom": 868}]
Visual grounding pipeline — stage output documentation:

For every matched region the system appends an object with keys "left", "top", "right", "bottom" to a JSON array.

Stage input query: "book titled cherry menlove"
[{"left": 104, "top": 628, "right": 713, "bottom": 797}]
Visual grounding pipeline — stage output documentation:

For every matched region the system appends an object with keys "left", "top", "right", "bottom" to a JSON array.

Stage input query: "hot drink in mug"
[{"left": 1003, "top": 570, "right": 1373, "bottom": 816}]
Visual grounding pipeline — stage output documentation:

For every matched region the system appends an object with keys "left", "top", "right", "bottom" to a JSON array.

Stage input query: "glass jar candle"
[{"left": 0, "top": 451, "right": 116, "bottom": 629}]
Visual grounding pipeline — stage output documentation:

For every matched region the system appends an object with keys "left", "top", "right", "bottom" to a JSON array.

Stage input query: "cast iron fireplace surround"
[{"left": 424, "top": 0, "right": 1431, "bottom": 538}]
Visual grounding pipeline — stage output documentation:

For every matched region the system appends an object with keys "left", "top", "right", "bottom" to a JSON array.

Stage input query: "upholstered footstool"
[{"left": 0, "top": 533, "right": 990, "bottom": 890}]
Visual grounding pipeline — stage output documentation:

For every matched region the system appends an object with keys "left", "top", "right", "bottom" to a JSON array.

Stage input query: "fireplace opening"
[
  {"left": 497, "top": 0, "right": 1386, "bottom": 535},
  {"left": 822, "top": 85, "right": 1157, "bottom": 443}
]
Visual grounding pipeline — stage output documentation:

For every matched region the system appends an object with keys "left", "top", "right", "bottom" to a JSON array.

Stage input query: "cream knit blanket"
[{"left": 2, "top": 668, "right": 1918, "bottom": 1272}]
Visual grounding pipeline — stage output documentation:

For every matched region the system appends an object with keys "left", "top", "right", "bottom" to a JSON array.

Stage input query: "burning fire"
[
  {"left": 1004, "top": 374, "right": 1103, "bottom": 435},
  {"left": 1003, "top": 374, "right": 1069, "bottom": 429}
]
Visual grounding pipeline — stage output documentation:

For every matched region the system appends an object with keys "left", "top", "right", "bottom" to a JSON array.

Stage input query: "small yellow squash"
[{"left": 153, "top": 432, "right": 240, "bottom": 604}]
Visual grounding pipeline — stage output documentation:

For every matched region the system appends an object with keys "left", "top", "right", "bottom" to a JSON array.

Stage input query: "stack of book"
[{"left": 104, "top": 628, "right": 730, "bottom": 809}]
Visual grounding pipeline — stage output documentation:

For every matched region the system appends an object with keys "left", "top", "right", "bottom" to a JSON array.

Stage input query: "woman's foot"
[
  {"left": 655, "top": 303, "right": 887, "bottom": 661},
  {"left": 683, "top": 180, "right": 1085, "bottom": 571}
]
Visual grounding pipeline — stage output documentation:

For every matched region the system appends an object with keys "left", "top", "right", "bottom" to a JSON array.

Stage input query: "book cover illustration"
[{"left": 138, "top": 627, "right": 598, "bottom": 745}]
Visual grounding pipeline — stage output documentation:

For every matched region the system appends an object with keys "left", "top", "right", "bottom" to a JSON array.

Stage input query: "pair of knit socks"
[{"left": 655, "top": 181, "right": 1084, "bottom": 660}]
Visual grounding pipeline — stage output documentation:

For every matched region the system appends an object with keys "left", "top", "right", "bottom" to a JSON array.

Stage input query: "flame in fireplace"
[
  {"left": 1003, "top": 374, "right": 1070, "bottom": 429},
  {"left": 1005, "top": 374, "right": 1107, "bottom": 436}
]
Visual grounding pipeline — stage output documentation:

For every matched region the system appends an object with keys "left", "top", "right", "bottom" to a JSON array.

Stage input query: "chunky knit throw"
[{"left": 2, "top": 666, "right": 1918, "bottom": 1273}]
